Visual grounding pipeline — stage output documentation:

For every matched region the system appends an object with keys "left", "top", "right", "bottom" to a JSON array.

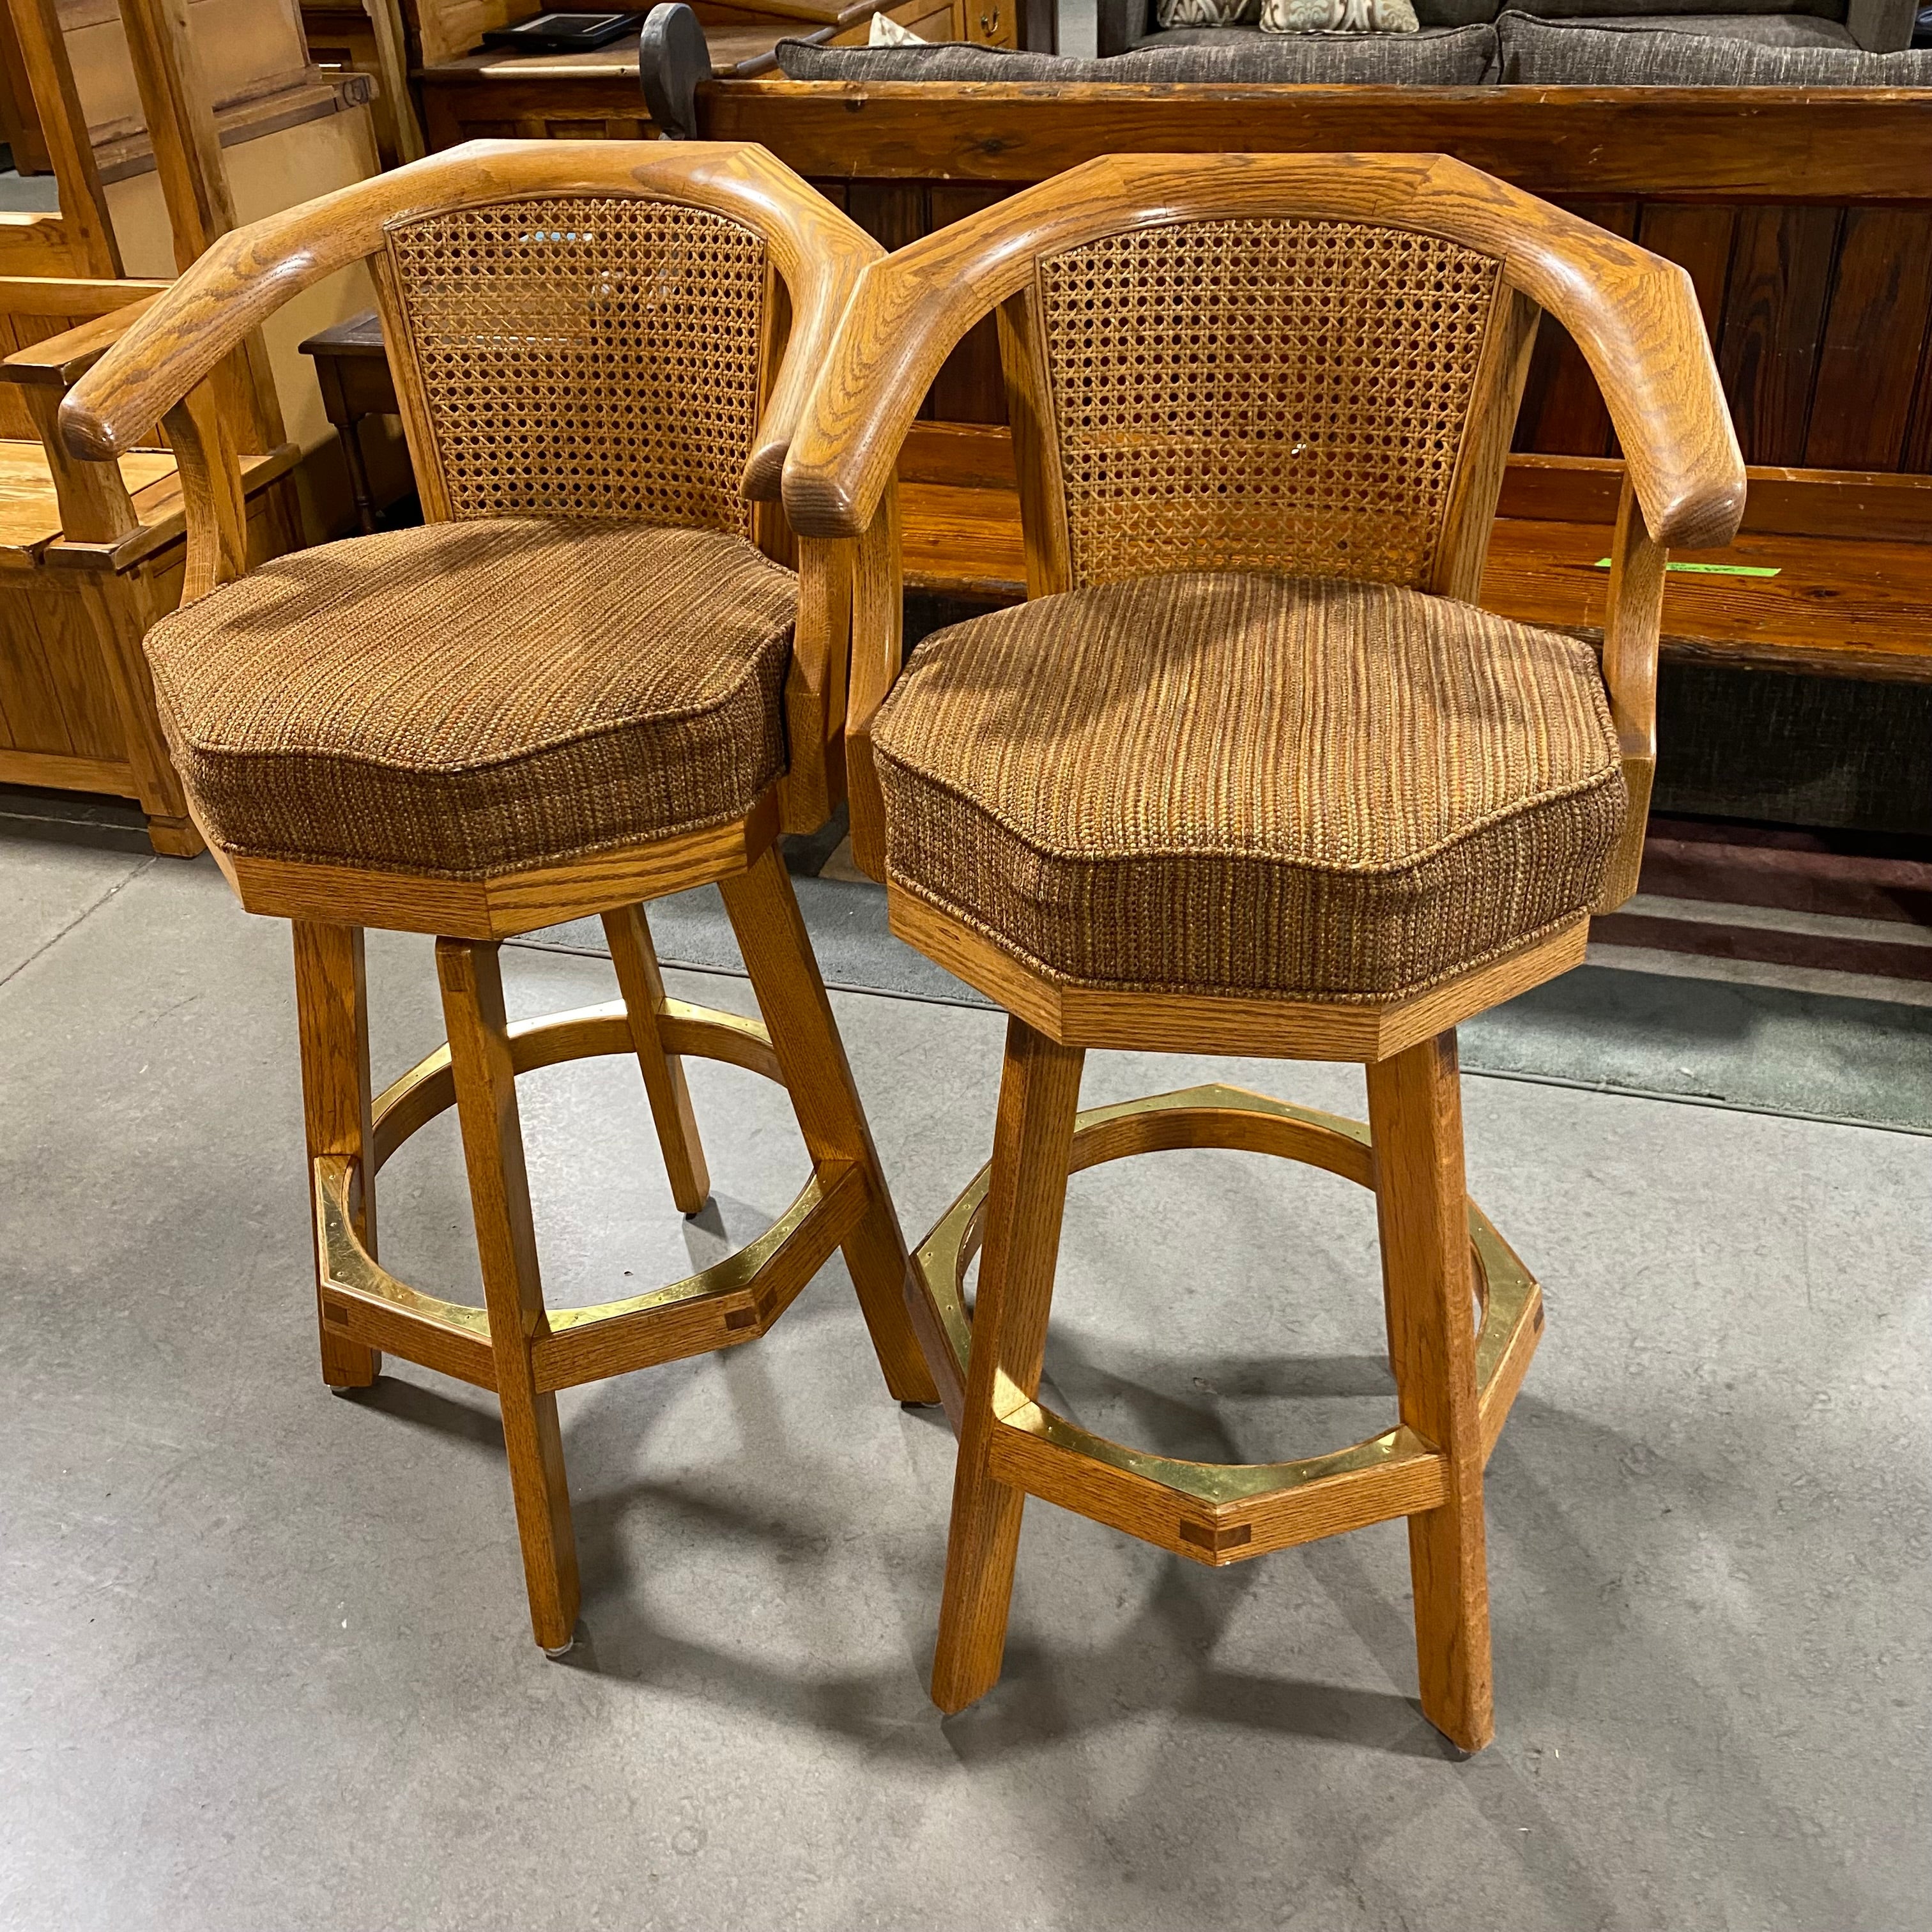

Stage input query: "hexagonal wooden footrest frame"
[
  {"left": 914, "top": 1084, "right": 1544, "bottom": 1567},
  {"left": 312, "top": 997, "right": 870, "bottom": 1393}
]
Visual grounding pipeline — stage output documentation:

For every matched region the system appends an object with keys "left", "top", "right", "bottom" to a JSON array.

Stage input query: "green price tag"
[{"left": 1592, "top": 560, "right": 1782, "bottom": 578}]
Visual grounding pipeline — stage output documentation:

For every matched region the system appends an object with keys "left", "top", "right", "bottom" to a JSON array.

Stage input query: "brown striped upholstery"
[
  {"left": 145, "top": 518, "right": 796, "bottom": 877},
  {"left": 871, "top": 572, "right": 1627, "bottom": 1001}
]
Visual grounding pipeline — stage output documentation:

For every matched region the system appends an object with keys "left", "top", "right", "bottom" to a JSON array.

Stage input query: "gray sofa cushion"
[
  {"left": 1509, "top": 0, "right": 1840, "bottom": 17},
  {"left": 776, "top": 24, "right": 1498, "bottom": 79},
  {"left": 1098, "top": 0, "right": 1489, "bottom": 49},
  {"left": 1098, "top": 0, "right": 1906, "bottom": 54},
  {"left": 1496, "top": 7, "right": 1932, "bottom": 72},
  {"left": 1556, "top": 11, "right": 1856, "bottom": 40}
]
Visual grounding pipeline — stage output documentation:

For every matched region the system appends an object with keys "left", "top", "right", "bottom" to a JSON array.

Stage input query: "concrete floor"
[{"left": 3, "top": 832, "right": 1928, "bottom": 1931}]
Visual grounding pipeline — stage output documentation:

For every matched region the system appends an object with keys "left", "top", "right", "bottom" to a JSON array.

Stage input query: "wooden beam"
[{"left": 703, "top": 82, "right": 1932, "bottom": 201}]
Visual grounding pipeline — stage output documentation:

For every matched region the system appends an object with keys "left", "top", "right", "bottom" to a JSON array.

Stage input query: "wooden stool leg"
[
  {"left": 930, "top": 1017, "right": 1084, "bottom": 1715},
  {"left": 717, "top": 849, "right": 940, "bottom": 1406},
  {"left": 293, "top": 920, "right": 381, "bottom": 1390},
  {"left": 1367, "top": 1028, "right": 1495, "bottom": 1752},
  {"left": 436, "top": 939, "right": 581, "bottom": 1655},
  {"left": 602, "top": 904, "right": 710, "bottom": 1215}
]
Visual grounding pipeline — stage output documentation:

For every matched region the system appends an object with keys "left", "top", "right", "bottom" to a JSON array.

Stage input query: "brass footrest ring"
[
  {"left": 314, "top": 998, "right": 870, "bottom": 1394},
  {"left": 914, "top": 1083, "right": 1544, "bottom": 1565}
]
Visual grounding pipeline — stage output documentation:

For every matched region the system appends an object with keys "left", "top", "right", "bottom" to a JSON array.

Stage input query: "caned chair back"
[
  {"left": 62, "top": 141, "right": 883, "bottom": 551},
  {"left": 786, "top": 152, "right": 1745, "bottom": 595},
  {"left": 781, "top": 153, "right": 1748, "bottom": 900},
  {"left": 1026, "top": 215, "right": 1509, "bottom": 594},
  {"left": 376, "top": 192, "right": 776, "bottom": 537},
  {"left": 59, "top": 142, "right": 882, "bottom": 836}
]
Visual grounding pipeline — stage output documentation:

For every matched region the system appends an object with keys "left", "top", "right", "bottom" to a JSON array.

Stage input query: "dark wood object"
[
  {"left": 711, "top": 78, "right": 1932, "bottom": 681},
  {"left": 297, "top": 307, "right": 387, "bottom": 532}
]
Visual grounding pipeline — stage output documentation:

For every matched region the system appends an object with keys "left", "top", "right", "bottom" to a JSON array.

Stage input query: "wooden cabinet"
[
  {"left": 962, "top": 0, "right": 1016, "bottom": 45},
  {"left": 413, "top": 0, "right": 1036, "bottom": 149}
]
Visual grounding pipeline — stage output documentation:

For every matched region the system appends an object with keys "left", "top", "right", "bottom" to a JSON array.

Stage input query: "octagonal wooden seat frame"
[
  {"left": 784, "top": 152, "right": 1747, "bottom": 1747},
  {"left": 61, "top": 139, "right": 940, "bottom": 1657}
]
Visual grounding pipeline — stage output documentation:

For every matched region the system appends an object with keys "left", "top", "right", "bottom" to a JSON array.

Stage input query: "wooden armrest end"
[{"left": 1, "top": 296, "right": 167, "bottom": 392}]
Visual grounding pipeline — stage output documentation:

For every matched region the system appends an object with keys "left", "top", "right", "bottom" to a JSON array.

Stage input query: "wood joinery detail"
[
  {"left": 913, "top": 1084, "right": 1543, "bottom": 1574},
  {"left": 312, "top": 987, "right": 891, "bottom": 1397}
]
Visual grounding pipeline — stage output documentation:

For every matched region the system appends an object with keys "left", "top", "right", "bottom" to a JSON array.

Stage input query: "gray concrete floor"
[{"left": 3, "top": 833, "right": 1928, "bottom": 1931}]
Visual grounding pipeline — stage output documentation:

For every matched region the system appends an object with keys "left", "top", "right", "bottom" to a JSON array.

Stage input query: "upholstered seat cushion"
[
  {"left": 871, "top": 573, "right": 1626, "bottom": 1001},
  {"left": 145, "top": 518, "right": 797, "bottom": 877}
]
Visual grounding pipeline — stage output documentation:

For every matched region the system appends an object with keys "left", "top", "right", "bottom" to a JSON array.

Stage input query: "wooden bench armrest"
[{"left": 0, "top": 292, "right": 169, "bottom": 392}]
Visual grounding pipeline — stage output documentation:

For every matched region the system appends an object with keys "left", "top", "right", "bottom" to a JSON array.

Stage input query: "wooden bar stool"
[
  {"left": 785, "top": 154, "right": 1745, "bottom": 1747},
  {"left": 62, "top": 141, "right": 938, "bottom": 1656}
]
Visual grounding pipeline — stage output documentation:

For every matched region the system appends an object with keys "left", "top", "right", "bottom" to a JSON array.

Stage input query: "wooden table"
[
  {"left": 298, "top": 309, "right": 394, "bottom": 534},
  {"left": 413, "top": 0, "right": 994, "bottom": 148}
]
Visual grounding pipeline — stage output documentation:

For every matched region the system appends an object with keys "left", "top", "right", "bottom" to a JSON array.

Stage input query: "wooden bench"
[{"left": 691, "top": 80, "right": 1932, "bottom": 684}]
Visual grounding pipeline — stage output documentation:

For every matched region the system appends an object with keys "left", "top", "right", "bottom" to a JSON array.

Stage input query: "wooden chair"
[
  {"left": 783, "top": 153, "right": 1745, "bottom": 1746},
  {"left": 61, "top": 139, "right": 939, "bottom": 1656},
  {"left": 0, "top": 0, "right": 299, "bottom": 852}
]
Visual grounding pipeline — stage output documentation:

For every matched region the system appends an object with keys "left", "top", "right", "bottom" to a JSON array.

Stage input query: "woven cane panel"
[
  {"left": 1037, "top": 218, "right": 1501, "bottom": 590},
  {"left": 385, "top": 197, "right": 767, "bottom": 532}
]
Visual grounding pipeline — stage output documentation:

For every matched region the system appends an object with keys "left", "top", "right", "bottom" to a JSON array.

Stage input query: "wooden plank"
[
  {"left": 6, "top": 0, "right": 121, "bottom": 273},
  {"left": 1637, "top": 201, "right": 1735, "bottom": 343},
  {"left": 843, "top": 176, "right": 926, "bottom": 252},
  {"left": 0, "top": 742, "right": 134, "bottom": 790},
  {"left": 33, "top": 563, "right": 126, "bottom": 758},
  {"left": 0, "top": 210, "right": 79, "bottom": 273},
  {"left": 1480, "top": 518, "right": 1932, "bottom": 682},
  {"left": 884, "top": 431, "right": 1932, "bottom": 680},
  {"left": 1906, "top": 325, "right": 1932, "bottom": 477},
  {"left": 1514, "top": 199, "right": 1634, "bottom": 459},
  {"left": 702, "top": 82, "right": 1932, "bottom": 200},
  {"left": 1804, "top": 208, "right": 1932, "bottom": 472},
  {"left": 1501, "top": 452, "right": 1932, "bottom": 544},
  {"left": 1365, "top": 1030, "right": 1492, "bottom": 1752},
  {"left": 1719, "top": 203, "right": 1841, "bottom": 467},
  {"left": 0, "top": 577, "right": 79, "bottom": 751}
]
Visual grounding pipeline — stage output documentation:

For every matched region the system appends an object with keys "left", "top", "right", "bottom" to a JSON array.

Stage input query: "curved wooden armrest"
[
  {"left": 785, "top": 151, "right": 1745, "bottom": 548},
  {"left": 62, "top": 140, "right": 879, "bottom": 502}
]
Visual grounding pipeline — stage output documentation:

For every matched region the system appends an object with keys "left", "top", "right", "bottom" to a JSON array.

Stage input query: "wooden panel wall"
[{"left": 1514, "top": 200, "right": 1932, "bottom": 475}]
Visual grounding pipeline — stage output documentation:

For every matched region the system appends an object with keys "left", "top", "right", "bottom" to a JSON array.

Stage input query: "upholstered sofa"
[
  {"left": 640, "top": 0, "right": 1932, "bottom": 135},
  {"left": 765, "top": 7, "right": 1932, "bottom": 80},
  {"left": 1098, "top": 0, "right": 1916, "bottom": 56}
]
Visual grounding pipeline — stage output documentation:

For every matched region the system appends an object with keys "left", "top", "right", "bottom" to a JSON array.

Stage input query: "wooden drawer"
[
  {"left": 963, "top": 0, "right": 1016, "bottom": 45},
  {"left": 829, "top": 0, "right": 958, "bottom": 43}
]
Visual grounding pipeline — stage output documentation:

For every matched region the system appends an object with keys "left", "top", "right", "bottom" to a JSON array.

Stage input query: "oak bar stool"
[
  {"left": 61, "top": 141, "right": 939, "bottom": 1655},
  {"left": 785, "top": 153, "right": 1745, "bottom": 1746}
]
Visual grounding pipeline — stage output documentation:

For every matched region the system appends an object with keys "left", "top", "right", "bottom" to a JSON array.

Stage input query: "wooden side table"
[{"left": 298, "top": 310, "right": 399, "bottom": 534}]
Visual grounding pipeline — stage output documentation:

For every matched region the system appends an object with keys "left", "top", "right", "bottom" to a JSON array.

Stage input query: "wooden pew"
[
  {"left": 691, "top": 79, "right": 1932, "bottom": 684},
  {"left": 0, "top": 0, "right": 302, "bottom": 853}
]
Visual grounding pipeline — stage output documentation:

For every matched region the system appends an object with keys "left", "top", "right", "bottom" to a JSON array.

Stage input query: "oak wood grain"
[
  {"left": 889, "top": 889, "right": 1591, "bottom": 1064},
  {"left": 602, "top": 902, "right": 710, "bottom": 1216},
  {"left": 930, "top": 1015, "right": 1084, "bottom": 1715},
  {"left": 705, "top": 81, "right": 1932, "bottom": 201},
  {"left": 293, "top": 920, "right": 381, "bottom": 1390},
  {"left": 437, "top": 936, "right": 581, "bottom": 1655},
  {"left": 719, "top": 847, "right": 940, "bottom": 1405},
  {"left": 1367, "top": 1030, "right": 1493, "bottom": 1754}
]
